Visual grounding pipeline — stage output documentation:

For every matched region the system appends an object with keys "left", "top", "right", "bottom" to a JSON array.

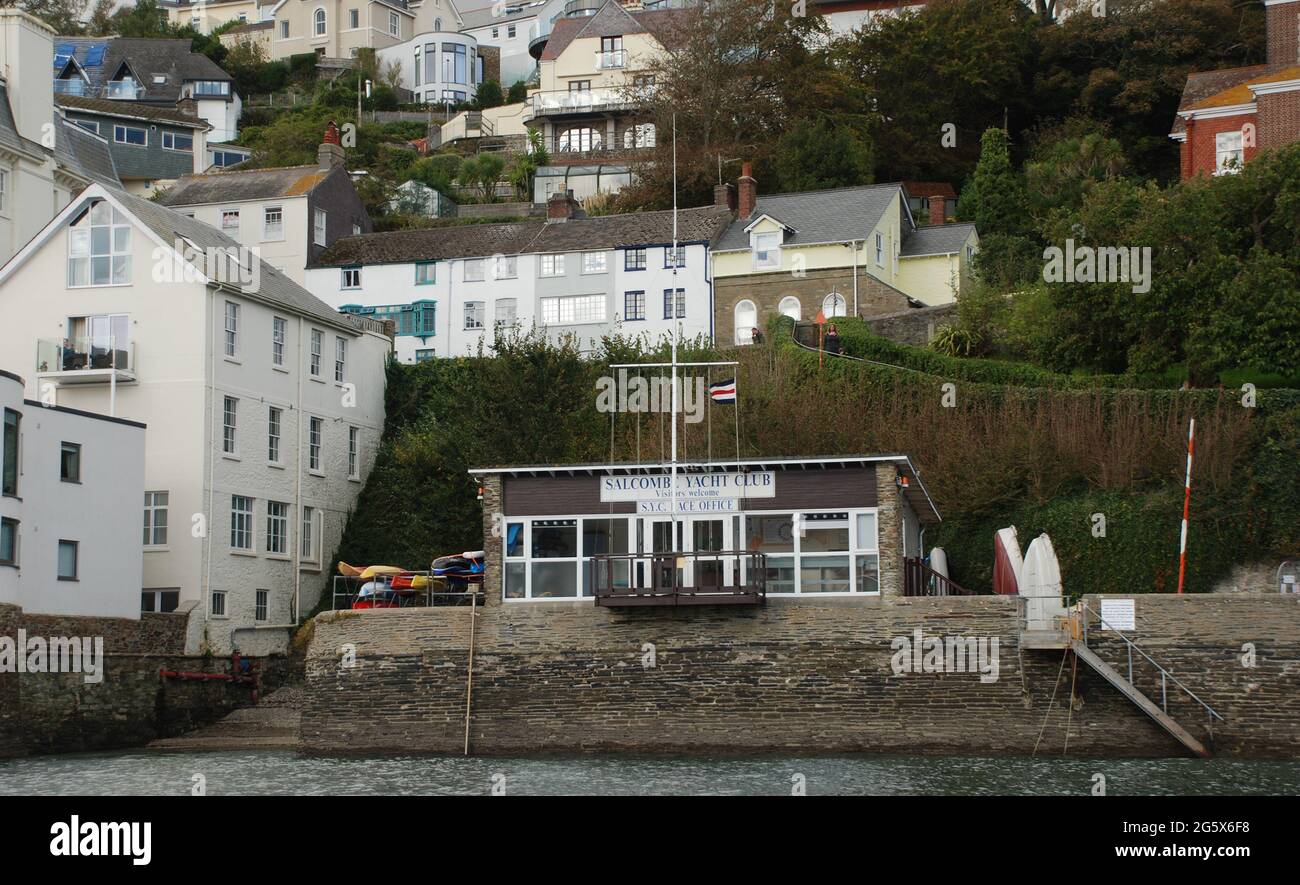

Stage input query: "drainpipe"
[
  {"left": 849, "top": 240, "right": 859, "bottom": 317},
  {"left": 293, "top": 316, "right": 304, "bottom": 624},
  {"left": 202, "top": 287, "right": 218, "bottom": 650}
]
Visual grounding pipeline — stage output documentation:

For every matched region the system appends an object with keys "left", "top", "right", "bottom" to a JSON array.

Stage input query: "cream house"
[
  {"left": 268, "top": 0, "right": 462, "bottom": 61},
  {"left": 162, "top": 0, "right": 276, "bottom": 33},
  {"left": 0, "top": 183, "right": 391, "bottom": 654},
  {"left": 710, "top": 167, "right": 978, "bottom": 345}
]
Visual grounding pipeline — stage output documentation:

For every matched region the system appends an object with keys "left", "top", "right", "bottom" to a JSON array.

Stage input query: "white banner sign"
[{"left": 599, "top": 471, "right": 776, "bottom": 506}]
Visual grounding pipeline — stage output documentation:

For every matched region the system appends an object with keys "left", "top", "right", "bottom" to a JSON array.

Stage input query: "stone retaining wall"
[{"left": 301, "top": 593, "right": 1300, "bottom": 758}]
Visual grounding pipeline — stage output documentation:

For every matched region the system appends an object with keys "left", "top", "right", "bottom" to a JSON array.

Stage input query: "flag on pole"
[{"left": 709, "top": 378, "right": 737, "bottom": 404}]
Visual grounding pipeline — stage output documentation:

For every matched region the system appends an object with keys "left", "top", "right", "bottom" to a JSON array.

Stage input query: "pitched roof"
[
  {"left": 714, "top": 183, "right": 906, "bottom": 251},
  {"left": 310, "top": 205, "right": 732, "bottom": 267},
  {"left": 1169, "top": 64, "right": 1268, "bottom": 135},
  {"left": 53, "top": 119, "right": 121, "bottom": 188},
  {"left": 156, "top": 165, "right": 333, "bottom": 206},
  {"left": 539, "top": 3, "right": 688, "bottom": 61},
  {"left": 460, "top": 1, "right": 546, "bottom": 30},
  {"left": 55, "top": 93, "right": 210, "bottom": 129},
  {"left": 54, "top": 37, "right": 233, "bottom": 103},
  {"left": 900, "top": 223, "right": 976, "bottom": 257},
  {"left": 1186, "top": 64, "right": 1300, "bottom": 110},
  {"left": 106, "top": 187, "right": 376, "bottom": 334}
]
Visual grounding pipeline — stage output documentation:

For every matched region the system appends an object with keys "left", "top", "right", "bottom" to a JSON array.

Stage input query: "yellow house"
[{"left": 710, "top": 168, "right": 978, "bottom": 345}]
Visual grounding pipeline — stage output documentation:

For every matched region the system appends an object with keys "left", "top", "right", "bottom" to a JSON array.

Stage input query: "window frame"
[
  {"left": 60, "top": 441, "right": 81, "bottom": 484},
  {"left": 415, "top": 261, "right": 436, "bottom": 285},
  {"left": 582, "top": 251, "right": 607, "bottom": 274},
  {"left": 308, "top": 416, "right": 323, "bottom": 472},
  {"left": 624, "top": 290, "right": 645, "bottom": 321},
  {"left": 57, "top": 539, "right": 79, "bottom": 581},
  {"left": 0, "top": 516, "right": 17, "bottom": 567},
  {"left": 113, "top": 124, "right": 146, "bottom": 146},
  {"left": 266, "top": 500, "right": 289, "bottom": 556},
  {"left": 624, "top": 247, "right": 646, "bottom": 271},
  {"left": 272, "top": 316, "right": 287, "bottom": 367},
  {"left": 263, "top": 206, "right": 284, "bottom": 241},
  {"left": 268, "top": 406, "right": 283, "bottom": 464},
  {"left": 143, "top": 490, "right": 169, "bottom": 547},
  {"left": 222, "top": 396, "right": 238, "bottom": 455}
]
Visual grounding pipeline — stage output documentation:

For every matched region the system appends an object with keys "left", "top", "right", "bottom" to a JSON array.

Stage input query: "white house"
[
  {"left": 155, "top": 126, "right": 374, "bottom": 287},
  {"left": 376, "top": 26, "right": 482, "bottom": 105},
  {"left": 0, "top": 368, "right": 145, "bottom": 620},
  {"left": 458, "top": 0, "right": 568, "bottom": 88},
  {"left": 305, "top": 194, "right": 729, "bottom": 361},
  {"left": 0, "top": 184, "right": 392, "bottom": 654}
]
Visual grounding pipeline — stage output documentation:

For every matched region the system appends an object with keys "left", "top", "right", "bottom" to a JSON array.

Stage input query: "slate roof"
[
  {"left": 107, "top": 186, "right": 374, "bottom": 334},
  {"left": 53, "top": 37, "right": 233, "bottom": 104},
  {"left": 1169, "top": 64, "right": 1269, "bottom": 136},
  {"left": 310, "top": 205, "right": 732, "bottom": 267},
  {"left": 55, "top": 94, "right": 210, "bottom": 129},
  {"left": 53, "top": 120, "right": 122, "bottom": 188},
  {"left": 539, "top": 3, "right": 689, "bottom": 61},
  {"left": 900, "top": 223, "right": 976, "bottom": 257},
  {"left": 713, "top": 183, "right": 906, "bottom": 251},
  {"left": 156, "top": 166, "right": 333, "bottom": 206}
]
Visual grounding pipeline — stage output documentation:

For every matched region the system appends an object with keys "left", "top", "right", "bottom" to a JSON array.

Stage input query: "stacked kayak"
[
  {"left": 338, "top": 562, "right": 432, "bottom": 609},
  {"left": 433, "top": 550, "right": 484, "bottom": 591}
]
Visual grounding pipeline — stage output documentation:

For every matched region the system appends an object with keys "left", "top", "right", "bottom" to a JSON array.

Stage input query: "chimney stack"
[
  {"left": 714, "top": 182, "right": 737, "bottom": 214},
  {"left": 737, "top": 161, "right": 757, "bottom": 220},
  {"left": 318, "top": 121, "right": 346, "bottom": 169},
  {"left": 547, "top": 190, "right": 579, "bottom": 222},
  {"left": 1266, "top": 0, "right": 1300, "bottom": 69},
  {"left": 928, "top": 195, "right": 946, "bottom": 225}
]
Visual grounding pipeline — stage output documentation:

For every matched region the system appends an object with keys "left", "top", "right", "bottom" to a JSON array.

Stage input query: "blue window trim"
[
  {"left": 623, "top": 248, "right": 647, "bottom": 271},
  {"left": 663, "top": 246, "right": 685, "bottom": 269},
  {"left": 624, "top": 290, "right": 645, "bottom": 321}
]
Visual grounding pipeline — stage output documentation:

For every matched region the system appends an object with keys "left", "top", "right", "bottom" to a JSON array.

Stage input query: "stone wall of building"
[
  {"left": 714, "top": 267, "right": 912, "bottom": 345},
  {"left": 300, "top": 593, "right": 1300, "bottom": 758},
  {"left": 0, "top": 602, "right": 298, "bottom": 757}
]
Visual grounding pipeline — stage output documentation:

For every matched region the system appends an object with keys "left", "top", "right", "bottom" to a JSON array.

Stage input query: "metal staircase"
[{"left": 1075, "top": 603, "right": 1224, "bottom": 757}]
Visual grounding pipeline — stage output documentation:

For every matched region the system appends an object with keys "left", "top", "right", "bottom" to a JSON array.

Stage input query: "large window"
[
  {"left": 503, "top": 517, "right": 632, "bottom": 600},
  {"left": 113, "top": 125, "right": 146, "bottom": 146},
  {"left": 495, "top": 298, "right": 517, "bottom": 328},
  {"left": 538, "top": 253, "right": 565, "bottom": 277},
  {"left": 463, "top": 258, "right": 485, "bottom": 281},
  {"left": 582, "top": 251, "right": 606, "bottom": 274},
  {"left": 143, "top": 491, "right": 168, "bottom": 546},
  {"left": 0, "top": 517, "right": 16, "bottom": 566},
  {"left": 557, "top": 126, "right": 601, "bottom": 152},
  {"left": 624, "top": 290, "right": 645, "bottom": 321},
  {"left": 272, "top": 316, "right": 286, "bottom": 366},
  {"left": 662, "top": 288, "right": 685, "bottom": 320},
  {"left": 266, "top": 501, "right": 288, "bottom": 555},
  {"left": 1216, "top": 130, "right": 1244, "bottom": 173},
  {"left": 1, "top": 409, "right": 15, "bottom": 496},
  {"left": 493, "top": 255, "right": 517, "bottom": 279},
  {"left": 415, "top": 261, "right": 435, "bottom": 285},
  {"left": 541, "top": 294, "right": 605, "bottom": 325},
  {"left": 141, "top": 589, "right": 180, "bottom": 613},
  {"left": 224, "top": 301, "right": 239, "bottom": 356},
  {"left": 314, "top": 8, "right": 326, "bottom": 36},
  {"left": 222, "top": 396, "right": 237, "bottom": 454},
  {"left": 308, "top": 417, "right": 323, "bottom": 471},
  {"left": 57, "top": 540, "right": 78, "bottom": 580},
  {"left": 60, "top": 442, "right": 81, "bottom": 483},
  {"left": 231, "top": 495, "right": 253, "bottom": 549},
  {"left": 753, "top": 232, "right": 780, "bottom": 269},
  {"left": 264, "top": 206, "right": 283, "bottom": 240},
  {"left": 733, "top": 299, "right": 757, "bottom": 345},
  {"left": 442, "top": 42, "right": 467, "bottom": 84},
  {"left": 162, "top": 131, "right": 193, "bottom": 152},
  {"left": 464, "top": 301, "right": 485, "bottom": 329},
  {"left": 743, "top": 510, "right": 878, "bottom": 595},
  {"left": 624, "top": 247, "right": 646, "bottom": 271},
  {"left": 67, "top": 201, "right": 131, "bottom": 286},
  {"left": 268, "top": 407, "right": 282, "bottom": 463},
  {"left": 529, "top": 519, "right": 578, "bottom": 598}
]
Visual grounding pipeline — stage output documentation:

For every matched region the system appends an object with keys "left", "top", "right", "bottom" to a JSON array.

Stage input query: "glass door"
[
  {"left": 636, "top": 516, "right": 682, "bottom": 592},
  {"left": 690, "top": 517, "right": 729, "bottom": 591}
]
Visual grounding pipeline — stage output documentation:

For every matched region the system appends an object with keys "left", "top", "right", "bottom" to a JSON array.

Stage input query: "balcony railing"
[
  {"left": 528, "top": 85, "right": 649, "bottom": 117},
  {"left": 595, "top": 49, "right": 626, "bottom": 70},
  {"left": 54, "top": 79, "right": 144, "bottom": 100},
  {"left": 36, "top": 337, "right": 136, "bottom": 383},
  {"left": 903, "top": 556, "right": 978, "bottom": 597},
  {"left": 590, "top": 550, "right": 768, "bottom": 607}
]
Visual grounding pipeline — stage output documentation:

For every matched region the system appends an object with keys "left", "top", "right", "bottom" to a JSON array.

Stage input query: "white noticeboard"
[{"left": 1099, "top": 598, "right": 1136, "bottom": 632}]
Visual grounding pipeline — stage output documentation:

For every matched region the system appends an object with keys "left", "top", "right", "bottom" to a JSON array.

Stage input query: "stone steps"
[{"left": 148, "top": 685, "right": 302, "bottom": 750}]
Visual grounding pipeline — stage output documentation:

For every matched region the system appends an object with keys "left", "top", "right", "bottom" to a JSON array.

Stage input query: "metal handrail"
[
  {"left": 1080, "top": 601, "right": 1224, "bottom": 723},
  {"left": 589, "top": 550, "right": 767, "bottom": 600}
]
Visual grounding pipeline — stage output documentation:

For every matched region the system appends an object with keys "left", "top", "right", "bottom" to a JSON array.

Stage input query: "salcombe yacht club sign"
[{"left": 600, "top": 471, "right": 776, "bottom": 514}]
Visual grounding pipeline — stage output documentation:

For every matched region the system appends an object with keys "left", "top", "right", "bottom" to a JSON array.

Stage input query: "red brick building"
[{"left": 1171, "top": 0, "right": 1300, "bottom": 178}]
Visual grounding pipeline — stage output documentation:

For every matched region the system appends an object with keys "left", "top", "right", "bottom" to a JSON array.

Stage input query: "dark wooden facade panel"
[{"left": 503, "top": 466, "right": 879, "bottom": 516}]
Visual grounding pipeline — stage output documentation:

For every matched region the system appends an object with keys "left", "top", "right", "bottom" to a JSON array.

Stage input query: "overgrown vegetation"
[{"left": 321, "top": 324, "right": 1297, "bottom": 607}]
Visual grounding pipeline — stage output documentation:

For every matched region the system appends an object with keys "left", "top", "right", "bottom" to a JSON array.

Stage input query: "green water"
[{"left": 0, "top": 750, "right": 1297, "bottom": 796}]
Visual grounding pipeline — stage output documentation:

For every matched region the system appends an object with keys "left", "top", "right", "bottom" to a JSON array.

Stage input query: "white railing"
[
  {"left": 595, "top": 49, "right": 626, "bottom": 70},
  {"left": 529, "top": 85, "right": 643, "bottom": 116}
]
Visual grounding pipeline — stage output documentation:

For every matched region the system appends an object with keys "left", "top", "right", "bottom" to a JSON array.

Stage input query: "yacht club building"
[{"left": 470, "top": 455, "right": 938, "bottom": 605}]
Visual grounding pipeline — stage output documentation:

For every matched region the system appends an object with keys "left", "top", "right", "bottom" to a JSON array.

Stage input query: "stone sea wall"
[{"left": 301, "top": 594, "right": 1300, "bottom": 758}]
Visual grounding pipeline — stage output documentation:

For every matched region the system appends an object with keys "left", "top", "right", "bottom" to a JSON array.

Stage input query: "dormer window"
[{"left": 753, "top": 231, "right": 781, "bottom": 269}]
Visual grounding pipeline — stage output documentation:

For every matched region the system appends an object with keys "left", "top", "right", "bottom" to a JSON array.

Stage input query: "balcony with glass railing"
[
  {"left": 36, "top": 337, "right": 136, "bottom": 384},
  {"left": 103, "top": 80, "right": 143, "bottom": 100},
  {"left": 527, "top": 85, "right": 648, "bottom": 119},
  {"left": 595, "top": 49, "right": 626, "bottom": 70},
  {"left": 53, "top": 78, "right": 90, "bottom": 96}
]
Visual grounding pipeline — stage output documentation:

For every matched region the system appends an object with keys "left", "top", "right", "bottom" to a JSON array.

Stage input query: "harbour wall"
[
  {"left": 0, "top": 602, "right": 297, "bottom": 757},
  {"left": 301, "top": 593, "right": 1300, "bottom": 758}
]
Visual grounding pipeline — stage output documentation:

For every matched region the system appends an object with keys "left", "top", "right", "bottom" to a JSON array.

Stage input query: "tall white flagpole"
[{"left": 670, "top": 113, "right": 679, "bottom": 548}]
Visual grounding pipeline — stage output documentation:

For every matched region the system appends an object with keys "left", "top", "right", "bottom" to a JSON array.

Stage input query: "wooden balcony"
[{"left": 590, "top": 551, "right": 767, "bottom": 607}]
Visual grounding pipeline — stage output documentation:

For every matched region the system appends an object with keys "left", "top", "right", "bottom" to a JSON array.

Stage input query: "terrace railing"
[
  {"left": 903, "top": 556, "right": 976, "bottom": 597},
  {"left": 590, "top": 550, "right": 767, "bottom": 607}
]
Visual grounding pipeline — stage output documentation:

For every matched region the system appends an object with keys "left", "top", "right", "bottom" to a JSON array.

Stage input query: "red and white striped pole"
[{"left": 1177, "top": 418, "right": 1195, "bottom": 595}]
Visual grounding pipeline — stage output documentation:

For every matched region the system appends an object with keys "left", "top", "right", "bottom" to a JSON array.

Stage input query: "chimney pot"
[
  {"left": 714, "top": 182, "right": 737, "bottom": 214},
  {"left": 318, "top": 120, "right": 346, "bottom": 169},
  {"left": 928, "top": 195, "right": 946, "bottom": 225},
  {"left": 737, "top": 161, "right": 757, "bottom": 220}
]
